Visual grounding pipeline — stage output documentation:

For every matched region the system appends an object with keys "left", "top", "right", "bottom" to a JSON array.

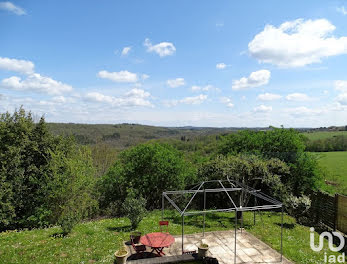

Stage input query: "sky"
[{"left": 1, "top": 0, "right": 347, "bottom": 127}]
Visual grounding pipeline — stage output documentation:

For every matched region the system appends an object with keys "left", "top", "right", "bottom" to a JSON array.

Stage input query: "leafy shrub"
[
  {"left": 122, "top": 189, "right": 147, "bottom": 229},
  {"left": 218, "top": 127, "right": 321, "bottom": 195},
  {"left": 0, "top": 108, "right": 97, "bottom": 231},
  {"left": 283, "top": 194, "right": 311, "bottom": 219},
  {"left": 99, "top": 142, "right": 195, "bottom": 211}
]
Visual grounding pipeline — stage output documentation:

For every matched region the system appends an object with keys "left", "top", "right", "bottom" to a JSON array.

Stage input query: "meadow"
[
  {"left": 303, "top": 131, "right": 347, "bottom": 141},
  {"left": 0, "top": 211, "right": 340, "bottom": 264},
  {"left": 315, "top": 151, "right": 347, "bottom": 195}
]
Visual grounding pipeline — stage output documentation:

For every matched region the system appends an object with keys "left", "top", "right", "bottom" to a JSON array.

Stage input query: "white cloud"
[
  {"left": 286, "top": 106, "right": 322, "bottom": 117},
  {"left": 180, "top": 94, "right": 207, "bottom": 105},
  {"left": 144, "top": 38, "right": 176, "bottom": 57},
  {"left": 254, "top": 105, "right": 272, "bottom": 113},
  {"left": 232, "top": 70, "right": 270, "bottom": 90},
  {"left": 0, "top": 1, "right": 26, "bottom": 15},
  {"left": 216, "top": 23, "right": 224, "bottom": 28},
  {"left": 216, "top": 63, "right": 229, "bottom": 69},
  {"left": 335, "top": 80, "right": 347, "bottom": 92},
  {"left": 286, "top": 93, "right": 311, "bottom": 101},
  {"left": 248, "top": 19, "right": 347, "bottom": 67},
  {"left": 0, "top": 57, "right": 34, "bottom": 74},
  {"left": 336, "top": 93, "right": 347, "bottom": 105},
  {"left": 98, "top": 70, "right": 138, "bottom": 83},
  {"left": 121, "top": 46, "right": 131, "bottom": 56},
  {"left": 191, "top": 84, "right": 220, "bottom": 92},
  {"left": 220, "top": 97, "right": 234, "bottom": 108},
  {"left": 337, "top": 6, "right": 347, "bottom": 15},
  {"left": 257, "top": 93, "right": 282, "bottom": 101},
  {"left": 1, "top": 73, "right": 73, "bottom": 95},
  {"left": 164, "top": 94, "right": 207, "bottom": 107},
  {"left": 167, "top": 78, "right": 185, "bottom": 88},
  {"left": 85, "top": 88, "right": 152, "bottom": 107},
  {"left": 141, "top": 74, "right": 150, "bottom": 80}
]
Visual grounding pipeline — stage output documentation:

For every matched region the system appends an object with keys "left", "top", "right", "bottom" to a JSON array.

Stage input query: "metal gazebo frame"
[{"left": 161, "top": 178, "right": 284, "bottom": 264}]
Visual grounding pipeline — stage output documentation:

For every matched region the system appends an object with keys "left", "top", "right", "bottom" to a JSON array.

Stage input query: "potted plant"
[
  {"left": 198, "top": 242, "right": 209, "bottom": 259},
  {"left": 114, "top": 246, "right": 128, "bottom": 264}
]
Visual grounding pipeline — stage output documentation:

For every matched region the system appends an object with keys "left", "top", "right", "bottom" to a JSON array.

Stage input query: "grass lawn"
[
  {"left": 303, "top": 131, "right": 347, "bottom": 141},
  {"left": 313, "top": 151, "right": 347, "bottom": 195},
  {"left": 0, "top": 210, "right": 342, "bottom": 264}
]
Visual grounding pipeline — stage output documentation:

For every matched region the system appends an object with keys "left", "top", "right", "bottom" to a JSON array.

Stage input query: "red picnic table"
[{"left": 140, "top": 232, "right": 175, "bottom": 256}]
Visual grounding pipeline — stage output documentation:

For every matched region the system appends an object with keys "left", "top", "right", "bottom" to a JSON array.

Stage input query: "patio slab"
[{"left": 126, "top": 230, "right": 293, "bottom": 264}]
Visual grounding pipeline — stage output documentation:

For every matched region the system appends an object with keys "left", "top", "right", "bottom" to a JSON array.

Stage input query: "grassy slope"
[
  {"left": 314, "top": 151, "right": 347, "bottom": 195},
  {"left": 0, "top": 211, "right": 341, "bottom": 264},
  {"left": 303, "top": 131, "right": 347, "bottom": 140}
]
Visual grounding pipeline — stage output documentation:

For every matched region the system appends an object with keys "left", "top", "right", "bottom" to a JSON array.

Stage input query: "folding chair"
[
  {"left": 159, "top": 220, "right": 169, "bottom": 233},
  {"left": 130, "top": 234, "right": 146, "bottom": 258}
]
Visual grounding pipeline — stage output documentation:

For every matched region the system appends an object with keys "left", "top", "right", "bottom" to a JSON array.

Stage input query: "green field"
[
  {"left": 0, "top": 211, "right": 341, "bottom": 264},
  {"left": 303, "top": 131, "right": 347, "bottom": 141},
  {"left": 314, "top": 151, "right": 347, "bottom": 195}
]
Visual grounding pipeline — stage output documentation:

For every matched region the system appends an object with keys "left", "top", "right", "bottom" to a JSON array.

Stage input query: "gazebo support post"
[
  {"left": 234, "top": 210, "right": 237, "bottom": 264},
  {"left": 281, "top": 206, "right": 283, "bottom": 262},
  {"left": 203, "top": 188, "right": 206, "bottom": 237},
  {"left": 182, "top": 214, "right": 184, "bottom": 254},
  {"left": 162, "top": 193, "right": 164, "bottom": 221}
]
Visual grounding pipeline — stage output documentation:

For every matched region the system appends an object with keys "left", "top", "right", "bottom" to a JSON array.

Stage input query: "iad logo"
[{"left": 310, "top": 227, "right": 345, "bottom": 263}]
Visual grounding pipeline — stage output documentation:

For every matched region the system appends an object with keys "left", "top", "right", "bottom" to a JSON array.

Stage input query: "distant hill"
[{"left": 47, "top": 123, "right": 245, "bottom": 149}]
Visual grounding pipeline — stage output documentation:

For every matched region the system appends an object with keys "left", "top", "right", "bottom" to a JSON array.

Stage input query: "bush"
[
  {"left": 0, "top": 108, "right": 97, "bottom": 231},
  {"left": 99, "top": 142, "right": 195, "bottom": 211},
  {"left": 283, "top": 194, "right": 311, "bottom": 219},
  {"left": 122, "top": 189, "right": 147, "bottom": 229},
  {"left": 218, "top": 127, "right": 321, "bottom": 195}
]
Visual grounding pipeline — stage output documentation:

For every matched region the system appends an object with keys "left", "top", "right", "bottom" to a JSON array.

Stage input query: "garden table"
[{"left": 140, "top": 232, "right": 175, "bottom": 256}]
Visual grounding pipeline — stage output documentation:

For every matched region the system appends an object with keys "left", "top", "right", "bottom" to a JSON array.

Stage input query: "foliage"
[
  {"left": 122, "top": 189, "right": 147, "bottom": 229},
  {"left": 99, "top": 142, "right": 195, "bottom": 212},
  {"left": 0, "top": 108, "right": 97, "bottom": 230},
  {"left": 47, "top": 146, "right": 98, "bottom": 234},
  {"left": 306, "top": 135, "right": 347, "bottom": 152},
  {"left": 283, "top": 194, "right": 311, "bottom": 219},
  {"left": 218, "top": 127, "right": 321, "bottom": 195},
  {"left": 197, "top": 154, "right": 289, "bottom": 205},
  {"left": 0, "top": 210, "right": 341, "bottom": 264}
]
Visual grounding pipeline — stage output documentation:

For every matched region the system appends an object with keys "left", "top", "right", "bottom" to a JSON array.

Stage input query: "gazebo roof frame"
[{"left": 161, "top": 178, "right": 284, "bottom": 263}]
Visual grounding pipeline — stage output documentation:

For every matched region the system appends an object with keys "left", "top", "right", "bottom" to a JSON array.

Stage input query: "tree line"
[{"left": 0, "top": 108, "right": 322, "bottom": 232}]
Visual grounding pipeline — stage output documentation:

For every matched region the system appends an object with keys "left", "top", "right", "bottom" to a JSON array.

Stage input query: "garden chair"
[
  {"left": 159, "top": 220, "right": 169, "bottom": 233},
  {"left": 130, "top": 234, "right": 146, "bottom": 258}
]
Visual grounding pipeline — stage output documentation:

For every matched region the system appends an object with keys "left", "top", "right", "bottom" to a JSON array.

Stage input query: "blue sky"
[{"left": 1, "top": 0, "right": 347, "bottom": 127}]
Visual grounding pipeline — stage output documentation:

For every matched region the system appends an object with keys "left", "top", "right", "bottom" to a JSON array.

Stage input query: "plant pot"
[
  {"left": 198, "top": 244, "right": 209, "bottom": 259},
  {"left": 114, "top": 251, "right": 128, "bottom": 264}
]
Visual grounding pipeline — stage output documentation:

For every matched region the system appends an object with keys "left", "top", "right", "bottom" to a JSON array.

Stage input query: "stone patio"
[{"left": 127, "top": 230, "right": 293, "bottom": 264}]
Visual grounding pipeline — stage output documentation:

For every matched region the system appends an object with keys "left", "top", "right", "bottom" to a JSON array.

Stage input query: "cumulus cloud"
[
  {"left": 216, "top": 63, "right": 229, "bottom": 69},
  {"left": 167, "top": 78, "right": 185, "bottom": 88},
  {"left": 286, "top": 93, "right": 311, "bottom": 101},
  {"left": 337, "top": 6, "right": 347, "bottom": 15},
  {"left": 141, "top": 74, "right": 150, "bottom": 80},
  {"left": 191, "top": 85, "right": 220, "bottom": 92},
  {"left": 232, "top": 70, "right": 270, "bottom": 90},
  {"left": 98, "top": 70, "right": 138, "bottom": 83},
  {"left": 144, "top": 38, "right": 176, "bottom": 57},
  {"left": 164, "top": 94, "right": 207, "bottom": 107},
  {"left": 121, "top": 46, "right": 131, "bottom": 56},
  {"left": 335, "top": 80, "right": 347, "bottom": 92},
  {"left": 0, "top": 57, "right": 34, "bottom": 74},
  {"left": 286, "top": 106, "right": 322, "bottom": 117},
  {"left": 254, "top": 105, "right": 272, "bottom": 113},
  {"left": 1, "top": 73, "right": 73, "bottom": 95},
  {"left": 257, "top": 93, "right": 282, "bottom": 101},
  {"left": 336, "top": 93, "right": 347, "bottom": 105},
  {"left": 220, "top": 97, "right": 234, "bottom": 108},
  {"left": 85, "top": 88, "right": 152, "bottom": 107},
  {"left": 0, "top": 1, "right": 26, "bottom": 15},
  {"left": 248, "top": 19, "right": 347, "bottom": 67}
]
